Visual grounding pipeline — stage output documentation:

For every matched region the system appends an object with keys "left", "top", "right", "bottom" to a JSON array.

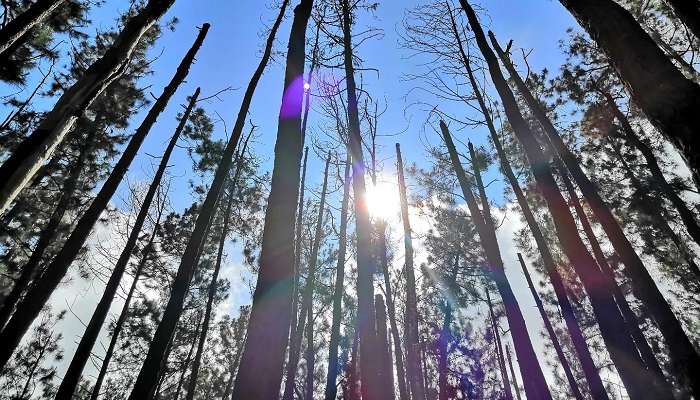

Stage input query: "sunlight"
[{"left": 365, "top": 175, "right": 401, "bottom": 221}]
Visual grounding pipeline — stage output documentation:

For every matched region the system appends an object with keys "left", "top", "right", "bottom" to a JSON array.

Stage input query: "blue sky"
[{"left": 5, "top": 0, "right": 623, "bottom": 392}]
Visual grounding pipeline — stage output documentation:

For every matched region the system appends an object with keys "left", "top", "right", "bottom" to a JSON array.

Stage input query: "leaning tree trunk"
[
  {"left": 553, "top": 157, "right": 671, "bottom": 391},
  {"left": 184, "top": 132, "right": 253, "bottom": 400},
  {"left": 443, "top": 8, "right": 611, "bottom": 395},
  {"left": 128, "top": 3, "right": 292, "bottom": 399},
  {"left": 485, "top": 290, "right": 513, "bottom": 400},
  {"left": 602, "top": 90, "right": 700, "bottom": 249},
  {"left": 0, "top": 0, "right": 67, "bottom": 57},
  {"left": 0, "top": 0, "right": 177, "bottom": 215},
  {"left": 324, "top": 152, "right": 351, "bottom": 400},
  {"left": 0, "top": 126, "right": 96, "bottom": 330},
  {"left": 459, "top": 4, "right": 665, "bottom": 398},
  {"left": 488, "top": 30, "right": 700, "bottom": 397},
  {"left": 396, "top": 142, "right": 426, "bottom": 400},
  {"left": 663, "top": 0, "right": 700, "bottom": 42},
  {"left": 517, "top": 254, "right": 584, "bottom": 400},
  {"left": 440, "top": 121, "right": 552, "bottom": 400},
  {"left": 56, "top": 86, "right": 203, "bottom": 400},
  {"left": 375, "top": 294, "right": 396, "bottom": 399},
  {"left": 284, "top": 146, "right": 308, "bottom": 400},
  {"left": 556, "top": 0, "right": 700, "bottom": 214},
  {"left": 341, "top": 0, "right": 380, "bottom": 398},
  {"left": 174, "top": 311, "right": 204, "bottom": 400},
  {"left": 0, "top": 22, "right": 202, "bottom": 371},
  {"left": 505, "top": 345, "right": 522, "bottom": 400}
]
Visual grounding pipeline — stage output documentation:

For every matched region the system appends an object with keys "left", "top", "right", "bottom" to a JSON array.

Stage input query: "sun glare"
[{"left": 365, "top": 177, "right": 401, "bottom": 221}]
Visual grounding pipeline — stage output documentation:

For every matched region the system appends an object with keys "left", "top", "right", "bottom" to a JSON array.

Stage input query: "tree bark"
[
  {"left": 459, "top": 4, "right": 662, "bottom": 398},
  {"left": 174, "top": 311, "right": 204, "bottom": 400},
  {"left": 0, "top": 23, "right": 204, "bottom": 371},
  {"left": 556, "top": 0, "right": 700, "bottom": 209},
  {"left": 504, "top": 345, "right": 522, "bottom": 400},
  {"left": 517, "top": 254, "right": 584, "bottom": 400},
  {"left": 375, "top": 294, "right": 396, "bottom": 399},
  {"left": 663, "top": 0, "right": 700, "bottom": 41},
  {"left": 0, "top": 0, "right": 67, "bottom": 57},
  {"left": 0, "top": 127, "right": 95, "bottom": 330},
  {"left": 443, "top": 8, "right": 611, "bottom": 396},
  {"left": 489, "top": 30, "right": 700, "bottom": 397},
  {"left": 185, "top": 132, "right": 253, "bottom": 400},
  {"left": 440, "top": 120, "right": 552, "bottom": 400},
  {"left": 396, "top": 142, "right": 425, "bottom": 400},
  {"left": 324, "top": 153, "right": 351, "bottom": 400},
  {"left": 284, "top": 146, "right": 309, "bottom": 400},
  {"left": 340, "top": 0, "right": 380, "bottom": 398},
  {"left": 0, "top": 0, "right": 177, "bottom": 215}
]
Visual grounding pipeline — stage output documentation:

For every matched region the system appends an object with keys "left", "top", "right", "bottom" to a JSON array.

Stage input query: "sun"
[{"left": 365, "top": 176, "right": 401, "bottom": 221}]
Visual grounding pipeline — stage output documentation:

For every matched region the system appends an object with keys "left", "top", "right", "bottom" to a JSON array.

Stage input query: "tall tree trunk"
[
  {"left": 0, "top": 0, "right": 177, "bottom": 215},
  {"left": 221, "top": 330, "right": 246, "bottom": 400},
  {"left": 285, "top": 146, "right": 309, "bottom": 400},
  {"left": 230, "top": 2, "right": 313, "bottom": 398},
  {"left": 396, "top": 142, "right": 426, "bottom": 400},
  {"left": 377, "top": 223, "right": 410, "bottom": 400},
  {"left": 89, "top": 219, "right": 161, "bottom": 400},
  {"left": 485, "top": 290, "right": 514, "bottom": 400},
  {"left": 375, "top": 294, "right": 396, "bottom": 399},
  {"left": 552, "top": 157, "right": 672, "bottom": 390},
  {"left": 457, "top": 8, "right": 668, "bottom": 396},
  {"left": 0, "top": 23, "right": 203, "bottom": 371},
  {"left": 440, "top": 120, "right": 552, "bottom": 400},
  {"left": 185, "top": 132, "right": 253, "bottom": 400},
  {"left": 0, "top": 126, "right": 96, "bottom": 330},
  {"left": 517, "top": 254, "right": 584, "bottom": 400},
  {"left": 130, "top": 3, "right": 292, "bottom": 399},
  {"left": 340, "top": 0, "right": 380, "bottom": 398},
  {"left": 442, "top": 8, "right": 612, "bottom": 395},
  {"left": 504, "top": 345, "right": 522, "bottom": 400},
  {"left": 489, "top": 35, "right": 700, "bottom": 385},
  {"left": 437, "top": 296, "right": 451, "bottom": 400},
  {"left": 556, "top": 0, "right": 700, "bottom": 216},
  {"left": 55, "top": 85, "right": 202, "bottom": 400},
  {"left": 174, "top": 311, "right": 204, "bottom": 400},
  {"left": 0, "top": 0, "right": 67, "bottom": 57},
  {"left": 324, "top": 152, "right": 351, "bottom": 400},
  {"left": 304, "top": 296, "right": 315, "bottom": 400},
  {"left": 601, "top": 90, "right": 700, "bottom": 250},
  {"left": 663, "top": 0, "right": 700, "bottom": 42}
]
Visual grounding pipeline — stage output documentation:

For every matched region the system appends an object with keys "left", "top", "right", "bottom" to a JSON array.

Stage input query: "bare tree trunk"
[
  {"left": 556, "top": 0, "right": 700, "bottom": 222},
  {"left": 485, "top": 290, "right": 514, "bottom": 400},
  {"left": 396, "top": 143, "right": 425, "bottom": 400},
  {"left": 55, "top": 85, "right": 203, "bottom": 400},
  {"left": 324, "top": 153, "right": 351, "bottom": 400},
  {"left": 0, "top": 0, "right": 177, "bottom": 215},
  {"left": 437, "top": 296, "right": 450, "bottom": 400},
  {"left": 553, "top": 158, "right": 672, "bottom": 393},
  {"left": 0, "top": 126, "right": 95, "bottom": 330},
  {"left": 174, "top": 312, "right": 204, "bottom": 400},
  {"left": 285, "top": 146, "right": 309, "bottom": 400},
  {"left": 441, "top": 8, "right": 613, "bottom": 395},
  {"left": 489, "top": 36, "right": 700, "bottom": 388},
  {"left": 601, "top": 90, "right": 700, "bottom": 250},
  {"left": 0, "top": 23, "right": 203, "bottom": 371},
  {"left": 341, "top": 0, "right": 380, "bottom": 398},
  {"left": 229, "top": 2, "right": 313, "bottom": 398},
  {"left": 0, "top": 0, "right": 67, "bottom": 57},
  {"left": 89, "top": 219, "right": 160, "bottom": 400},
  {"left": 517, "top": 254, "right": 584, "bottom": 400},
  {"left": 304, "top": 298, "right": 315, "bottom": 400},
  {"left": 457, "top": 7, "right": 668, "bottom": 396},
  {"left": 128, "top": 3, "right": 291, "bottom": 399},
  {"left": 663, "top": 0, "right": 700, "bottom": 42},
  {"left": 440, "top": 121, "right": 552, "bottom": 400},
  {"left": 504, "top": 345, "right": 522, "bottom": 400},
  {"left": 185, "top": 132, "right": 253, "bottom": 400},
  {"left": 375, "top": 294, "right": 396, "bottom": 399}
]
